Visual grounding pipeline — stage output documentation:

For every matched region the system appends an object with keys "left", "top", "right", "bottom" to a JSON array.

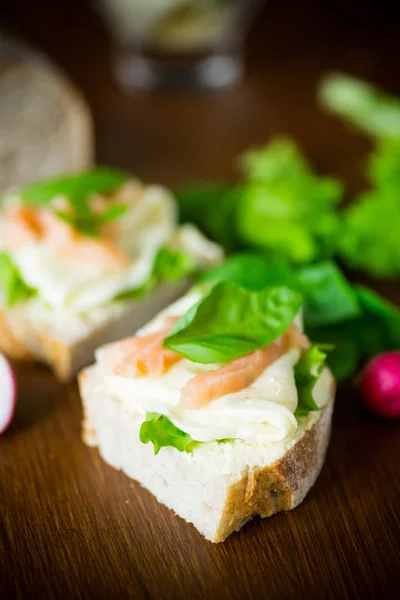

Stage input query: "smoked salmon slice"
[
  {"left": 180, "top": 324, "right": 309, "bottom": 410},
  {"left": 0, "top": 204, "right": 128, "bottom": 271},
  {"left": 104, "top": 317, "right": 181, "bottom": 377}
]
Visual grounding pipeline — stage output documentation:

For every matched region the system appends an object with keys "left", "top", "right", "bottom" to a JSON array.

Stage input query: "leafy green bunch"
[
  {"left": 320, "top": 74, "right": 400, "bottom": 277},
  {"left": 176, "top": 137, "right": 343, "bottom": 264}
]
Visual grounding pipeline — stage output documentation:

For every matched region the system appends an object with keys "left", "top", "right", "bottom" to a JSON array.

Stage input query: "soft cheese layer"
[
  {"left": 95, "top": 293, "right": 329, "bottom": 445},
  {"left": 1, "top": 186, "right": 222, "bottom": 311}
]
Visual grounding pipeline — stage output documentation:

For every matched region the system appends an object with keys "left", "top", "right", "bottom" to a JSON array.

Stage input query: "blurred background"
[{"left": 1, "top": 0, "right": 400, "bottom": 190}]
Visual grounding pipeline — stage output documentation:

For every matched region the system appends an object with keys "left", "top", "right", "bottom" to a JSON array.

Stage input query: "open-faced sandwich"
[
  {"left": 0, "top": 170, "right": 222, "bottom": 381},
  {"left": 79, "top": 274, "right": 335, "bottom": 542}
]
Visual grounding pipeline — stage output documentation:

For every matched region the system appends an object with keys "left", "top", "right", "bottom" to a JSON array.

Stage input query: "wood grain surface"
[{"left": 1, "top": 1, "right": 400, "bottom": 598}]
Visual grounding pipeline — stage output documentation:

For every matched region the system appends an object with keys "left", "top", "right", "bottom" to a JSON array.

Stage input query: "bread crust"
[
  {"left": 80, "top": 366, "right": 335, "bottom": 543},
  {"left": 214, "top": 383, "right": 335, "bottom": 542},
  {"left": 0, "top": 309, "right": 32, "bottom": 360}
]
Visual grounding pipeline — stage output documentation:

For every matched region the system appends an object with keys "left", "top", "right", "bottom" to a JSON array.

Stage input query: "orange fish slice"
[
  {"left": 104, "top": 317, "right": 181, "bottom": 378},
  {"left": 0, "top": 205, "right": 43, "bottom": 249},
  {"left": 180, "top": 324, "right": 309, "bottom": 410},
  {"left": 0, "top": 204, "right": 128, "bottom": 271}
]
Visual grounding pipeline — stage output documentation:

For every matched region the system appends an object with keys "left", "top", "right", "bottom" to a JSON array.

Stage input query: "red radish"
[
  {"left": 0, "top": 353, "right": 17, "bottom": 434},
  {"left": 360, "top": 352, "right": 400, "bottom": 419}
]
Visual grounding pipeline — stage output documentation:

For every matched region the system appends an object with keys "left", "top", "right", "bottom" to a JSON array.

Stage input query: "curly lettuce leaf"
[
  {"left": 319, "top": 73, "right": 400, "bottom": 139},
  {"left": 0, "top": 253, "right": 36, "bottom": 307},
  {"left": 339, "top": 189, "right": 400, "bottom": 277},
  {"left": 164, "top": 281, "right": 303, "bottom": 364},
  {"left": 294, "top": 344, "right": 331, "bottom": 417},
  {"left": 139, "top": 413, "right": 198, "bottom": 455},
  {"left": 237, "top": 138, "right": 343, "bottom": 264}
]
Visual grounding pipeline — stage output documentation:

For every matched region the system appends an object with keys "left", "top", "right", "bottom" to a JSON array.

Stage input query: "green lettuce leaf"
[
  {"left": 139, "top": 413, "right": 198, "bottom": 455},
  {"left": 367, "top": 138, "right": 400, "bottom": 189},
  {"left": 294, "top": 344, "right": 331, "bottom": 417},
  {"left": 236, "top": 138, "right": 343, "bottom": 264},
  {"left": 319, "top": 73, "right": 400, "bottom": 139},
  {"left": 164, "top": 281, "right": 303, "bottom": 364},
  {"left": 0, "top": 253, "right": 36, "bottom": 307},
  {"left": 296, "top": 261, "right": 361, "bottom": 327},
  {"left": 339, "top": 189, "right": 400, "bottom": 277}
]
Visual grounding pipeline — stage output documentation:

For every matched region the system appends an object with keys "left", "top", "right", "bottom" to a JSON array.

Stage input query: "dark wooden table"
[{"left": 1, "top": 1, "right": 400, "bottom": 598}]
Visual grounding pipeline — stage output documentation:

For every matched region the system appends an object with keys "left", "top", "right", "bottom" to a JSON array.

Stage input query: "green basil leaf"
[
  {"left": 294, "top": 344, "right": 331, "bottom": 416},
  {"left": 0, "top": 252, "right": 36, "bottom": 307},
  {"left": 198, "top": 252, "right": 294, "bottom": 291},
  {"left": 175, "top": 183, "right": 240, "bottom": 250},
  {"left": 306, "top": 285, "right": 400, "bottom": 380},
  {"left": 296, "top": 261, "right": 361, "bottom": 327},
  {"left": 139, "top": 413, "right": 198, "bottom": 455},
  {"left": 16, "top": 168, "right": 130, "bottom": 206},
  {"left": 354, "top": 285, "right": 400, "bottom": 352},
  {"left": 164, "top": 281, "right": 303, "bottom": 364}
]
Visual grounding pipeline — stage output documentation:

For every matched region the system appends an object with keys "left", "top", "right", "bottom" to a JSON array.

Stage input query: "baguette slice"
[{"left": 79, "top": 353, "right": 335, "bottom": 543}]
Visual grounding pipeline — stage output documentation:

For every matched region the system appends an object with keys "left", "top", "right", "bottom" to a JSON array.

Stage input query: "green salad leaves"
[
  {"left": 0, "top": 253, "right": 36, "bottom": 307},
  {"left": 295, "top": 261, "right": 360, "bottom": 327},
  {"left": 175, "top": 138, "right": 343, "bottom": 265},
  {"left": 164, "top": 281, "right": 303, "bottom": 364},
  {"left": 199, "top": 254, "right": 361, "bottom": 330},
  {"left": 236, "top": 138, "right": 343, "bottom": 264},
  {"left": 195, "top": 252, "right": 400, "bottom": 381},
  {"left": 319, "top": 74, "right": 400, "bottom": 277}
]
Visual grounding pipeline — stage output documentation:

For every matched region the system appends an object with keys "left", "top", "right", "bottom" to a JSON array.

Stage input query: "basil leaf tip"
[{"left": 164, "top": 280, "right": 303, "bottom": 364}]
